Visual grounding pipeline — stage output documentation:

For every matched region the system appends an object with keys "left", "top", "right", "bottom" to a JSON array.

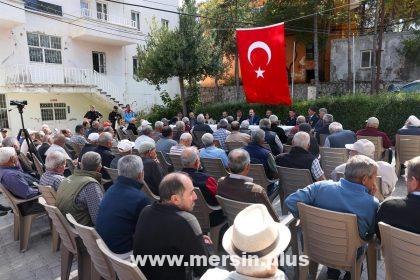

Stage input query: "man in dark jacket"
[
  {"left": 138, "top": 141, "right": 164, "bottom": 196},
  {"left": 315, "top": 113, "right": 333, "bottom": 144},
  {"left": 324, "top": 122, "right": 356, "bottom": 148},
  {"left": 259, "top": 118, "right": 283, "bottom": 156},
  {"left": 93, "top": 132, "right": 114, "bottom": 183},
  {"left": 108, "top": 106, "right": 122, "bottom": 130},
  {"left": 269, "top": 114, "right": 288, "bottom": 143}
]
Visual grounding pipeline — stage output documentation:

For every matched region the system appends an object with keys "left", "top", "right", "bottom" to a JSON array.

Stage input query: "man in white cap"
[
  {"left": 356, "top": 117, "right": 392, "bottom": 149},
  {"left": 201, "top": 204, "right": 291, "bottom": 280},
  {"left": 110, "top": 139, "right": 134, "bottom": 169},
  {"left": 331, "top": 139, "right": 397, "bottom": 200},
  {"left": 397, "top": 115, "right": 420, "bottom": 135},
  {"left": 79, "top": 132, "right": 99, "bottom": 162}
]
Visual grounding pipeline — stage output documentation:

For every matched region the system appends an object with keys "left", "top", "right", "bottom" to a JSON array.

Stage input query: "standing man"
[
  {"left": 108, "top": 106, "right": 122, "bottom": 130},
  {"left": 248, "top": 109, "right": 260, "bottom": 125},
  {"left": 307, "top": 106, "right": 319, "bottom": 128},
  {"left": 124, "top": 104, "right": 136, "bottom": 124},
  {"left": 84, "top": 105, "right": 103, "bottom": 125}
]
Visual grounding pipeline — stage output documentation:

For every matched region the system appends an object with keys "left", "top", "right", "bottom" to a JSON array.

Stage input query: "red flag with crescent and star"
[{"left": 236, "top": 22, "right": 291, "bottom": 105}]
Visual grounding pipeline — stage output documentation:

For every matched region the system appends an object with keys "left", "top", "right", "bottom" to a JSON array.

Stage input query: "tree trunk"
[
  {"left": 234, "top": 51, "right": 240, "bottom": 99},
  {"left": 178, "top": 76, "right": 187, "bottom": 116},
  {"left": 347, "top": 0, "right": 352, "bottom": 92},
  {"left": 313, "top": 13, "right": 319, "bottom": 89},
  {"left": 375, "top": 0, "right": 386, "bottom": 93},
  {"left": 359, "top": 3, "right": 366, "bottom": 35}
]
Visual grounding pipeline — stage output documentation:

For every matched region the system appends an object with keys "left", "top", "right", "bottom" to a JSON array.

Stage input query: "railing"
[
  {"left": 0, "top": 64, "right": 124, "bottom": 104},
  {"left": 80, "top": 8, "right": 137, "bottom": 29}
]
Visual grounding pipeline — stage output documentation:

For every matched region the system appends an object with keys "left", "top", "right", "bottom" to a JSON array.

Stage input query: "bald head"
[
  {"left": 53, "top": 134, "right": 66, "bottom": 147},
  {"left": 228, "top": 149, "right": 250, "bottom": 175}
]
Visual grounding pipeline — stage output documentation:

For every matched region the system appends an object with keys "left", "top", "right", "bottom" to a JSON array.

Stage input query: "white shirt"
[
  {"left": 45, "top": 144, "right": 71, "bottom": 160},
  {"left": 201, "top": 268, "right": 286, "bottom": 280},
  {"left": 134, "top": 135, "right": 155, "bottom": 150}
]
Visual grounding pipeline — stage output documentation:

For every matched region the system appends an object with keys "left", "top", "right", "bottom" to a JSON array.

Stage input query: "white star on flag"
[{"left": 255, "top": 67, "right": 265, "bottom": 78}]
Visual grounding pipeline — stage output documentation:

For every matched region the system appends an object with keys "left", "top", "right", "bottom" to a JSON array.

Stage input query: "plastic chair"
[
  {"left": 32, "top": 155, "right": 45, "bottom": 176},
  {"left": 168, "top": 153, "right": 183, "bottom": 171},
  {"left": 200, "top": 157, "right": 229, "bottom": 179},
  {"left": 247, "top": 164, "right": 278, "bottom": 200},
  {"left": 71, "top": 142, "right": 83, "bottom": 158},
  {"left": 126, "top": 130, "right": 137, "bottom": 142},
  {"left": 215, "top": 195, "right": 255, "bottom": 225},
  {"left": 225, "top": 141, "right": 245, "bottom": 152},
  {"left": 104, "top": 167, "right": 119, "bottom": 182},
  {"left": 335, "top": 172, "right": 384, "bottom": 201},
  {"left": 357, "top": 135, "right": 385, "bottom": 161},
  {"left": 66, "top": 159, "right": 76, "bottom": 174},
  {"left": 319, "top": 134, "right": 328, "bottom": 146},
  {"left": 66, "top": 213, "right": 116, "bottom": 280},
  {"left": 277, "top": 166, "right": 313, "bottom": 214},
  {"left": 379, "top": 222, "right": 420, "bottom": 280},
  {"left": 36, "top": 184, "right": 60, "bottom": 251},
  {"left": 297, "top": 203, "right": 376, "bottom": 280},
  {"left": 0, "top": 184, "right": 43, "bottom": 252},
  {"left": 141, "top": 182, "right": 160, "bottom": 202},
  {"left": 156, "top": 151, "right": 173, "bottom": 174},
  {"left": 97, "top": 239, "right": 148, "bottom": 280},
  {"left": 395, "top": 134, "right": 420, "bottom": 175},
  {"left": 319, "top": 147, "right": 349, "bottom": 179},
  {"left": 192, "top": 130, "right": 207, "bottom": 148}
]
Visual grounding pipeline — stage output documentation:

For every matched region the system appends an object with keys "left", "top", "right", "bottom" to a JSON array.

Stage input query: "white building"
[{"left": 0, "top": 0, "right": 179, "bottom": 134}]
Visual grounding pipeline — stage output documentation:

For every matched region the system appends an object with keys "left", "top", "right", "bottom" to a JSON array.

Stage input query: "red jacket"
[{"left": 356, "top": 127, "right": 393, "bottom": 149}]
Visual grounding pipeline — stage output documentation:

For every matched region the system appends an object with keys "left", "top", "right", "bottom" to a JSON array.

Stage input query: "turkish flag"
[{"left": 236, "top": 22, "right": 291, "bottom": 105}]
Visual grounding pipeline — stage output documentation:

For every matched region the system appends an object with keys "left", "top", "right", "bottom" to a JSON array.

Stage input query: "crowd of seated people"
[{"left": 0, "top": 107, "right": 418, "bottom": 280}]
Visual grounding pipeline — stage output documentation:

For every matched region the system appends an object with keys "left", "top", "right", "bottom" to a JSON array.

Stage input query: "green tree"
[{"left": 136, "top": 0, "right": 223, "bottom": 115}]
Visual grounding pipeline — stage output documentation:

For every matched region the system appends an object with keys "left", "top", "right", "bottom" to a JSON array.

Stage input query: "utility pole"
[
  {"left": 347, "top": 0, "right": 352, "bottom": 93},
  {"left": 234, "top": 0, "right": 240, "bottom": 100},
  {"left": 370, "top": 0, "right": 379, "bottom": 94},
  {"left": 314, "top": 12, "right": 319, "bottom": 90},
  {"left": 375, "top": 0, "right": 386, "bottom": 93}
]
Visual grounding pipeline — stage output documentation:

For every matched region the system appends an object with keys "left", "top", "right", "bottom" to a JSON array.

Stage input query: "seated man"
[
  {"left": 225, "top": 121, "right": 251, "bottom": 145},
  {"left": 110, "top": 139, "right": 133, "bottom": 169},
  {"left": 298, "top": 123, "right": 320, "bottom": 158},
  {"left": 288, "top": 115, "right": 306, "bottom": 137},
  {"left": 45, "top": 134, "right": 71, "bottom": 160},
  {"left": 2, "top": 136, "right": 35, "bottom": 174},
  {"left": 133, "top": 173, "right": 211, "bottom": 280},
  {"left": 324, "top": 122, "right": 356, "bottom": 148},
  {"left": 356, "top": 117, "right": 393, "bottom": 149},
  {"left": 79, "top": 133, "right": 99, "bottom": 162},
  {"left": 169, "top": 132, "right": 192, "bottom": 155},
  {"left": 150, "top": 121, "right": 163, "bottom": 141},
  {"left": 284, "top": 108, "right": 297, "bottom": 126},
  {"left": 239, "top": 120, "right": 251, "bottom": 135},
  {"left": 57, "top": 151, "right": 104, "bottom": 226},
  {"left": 0, "top": 147, "right": 43, "bottom": 216},
  {"left": 306, "top": 106, "right": 319, "bottom": 128},
  {"left": 94, "top": 132, "right": 115, "bottom": 183},
  {"left": 397, "top": 115, "right": 420, "bottom": 135},
  {"left": 37, "top": 134, "right": 52, "bottom": 162},
  {"left": 243, "top": 129, "right": 278, "bottom": 181},
  {"left": 314, "top": 113, "right": 333, "bottom": 144},
  {"left": 331, "top": 139, "right": 397, "bottom": 200},
  {"left": 172, "top": 121, "right": 186, "bottom": 142},
  {"left": 218, "top": 149, "right": 279, "bottom": 221},
  {"left": 134, "top": 125, "right": 155, "bottom": 150},
  {"left": 40, "top": 151, "right": 66, "bottom": 191},
  {"left": 314, "top": 107, "right": 328, "bottom": 130},
  {"left": 201, "top": 205, "right": 290, "bottom": 280},
  {"left": 269, "top": 115, "right": 287, "bottom": 143},
  {"left": 138, "top": 141, "right": 164, "bottom": 196},
  {"left": 192, "top": 114, "right": 213, "bottom": 134},
  {"left": 199, "top": 133, "right": 229, "bottom": 168},
  {"left": 376, "top": 156, "right": 420, "bottom": 237},
  {"left": 285, "top": 155, "right": 379, "bottom": 280},
  {"left": 248, "top": 108, "right": 260, "bottom": 125},
  {"left": 96, "top": 155, "right": 150, "bottom": 254},
  {"left": 259, "top": 118, "right": 283, "bottom": 156},
  {"left": 213, "top": 119, "right": 231, "bottom": 151},
  {"left": 276, "top": 132, "right": 325, "bottom": 181},
  {"left": 156, "top": 126, "right": 177, "bottom": 161}
]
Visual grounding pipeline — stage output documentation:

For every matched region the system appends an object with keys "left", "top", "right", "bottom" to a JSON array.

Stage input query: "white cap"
[
  {"left": 117, "top": 139, "right": 134, "bottom": 152},
  {"left": 366, "top": 117, "right": 379, "bottom": 126},
  {"left": 345, "top": 139, "right": 375, "bottom": 158},
  {"left": 141, "top": 120, "right": 151, "bottom": 127},
  {"left": 407, "top": 115, "right": 420, "bottom": 127},
  {"left": 88, "top": 133, "right": 99, "bottom": 142}
]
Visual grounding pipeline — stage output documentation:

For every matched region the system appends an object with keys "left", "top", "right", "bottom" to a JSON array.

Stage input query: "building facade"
[{"left": 0, "top": 0, "right": 179, "bottom": 134}]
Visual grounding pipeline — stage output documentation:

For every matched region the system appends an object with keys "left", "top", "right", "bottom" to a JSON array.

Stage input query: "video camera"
[{"left": 10, "top": 100, "right": 28, "bottom": 107}]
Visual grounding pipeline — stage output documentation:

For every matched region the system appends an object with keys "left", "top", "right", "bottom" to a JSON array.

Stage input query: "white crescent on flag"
[{"left": 247, "top": 41, "right": 272, "bottom": 66}]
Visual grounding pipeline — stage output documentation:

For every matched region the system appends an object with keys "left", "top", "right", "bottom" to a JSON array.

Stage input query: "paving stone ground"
[{"left": 0, "top": 178, "right": 407, "bottom": 280}]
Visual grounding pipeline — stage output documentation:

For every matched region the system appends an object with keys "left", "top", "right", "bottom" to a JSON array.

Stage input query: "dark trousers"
[{"left": 18, "top": 200, "right": 45, "bottom": 216}]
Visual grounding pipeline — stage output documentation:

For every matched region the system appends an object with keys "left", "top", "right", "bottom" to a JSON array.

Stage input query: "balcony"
[
  {"left": 0, "top": 0, "right": 25, "bottom": 29},
  {"left": 71, "top": 8, "right": 140, "bottom": 46}
]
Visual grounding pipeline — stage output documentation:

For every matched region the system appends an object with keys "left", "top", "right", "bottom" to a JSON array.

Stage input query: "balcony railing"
[
  {"left": 0, "top": 64, "right": 124, "bottom": 104},
  {"left": 80, "top": 8, "right": 137, "bottom": 29}
]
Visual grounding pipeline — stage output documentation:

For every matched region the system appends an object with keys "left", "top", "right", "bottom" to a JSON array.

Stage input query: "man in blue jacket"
[{"left": 96, "top": 155, "right": 150, "bottom": 254}]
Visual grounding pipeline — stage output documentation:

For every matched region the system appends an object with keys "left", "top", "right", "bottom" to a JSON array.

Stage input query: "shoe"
[
  {"left": 0, "top": 210, "right": 7, "bottom": 216},
  {"left": 0, "top": 204, "right": 11, "bottom": 212}
]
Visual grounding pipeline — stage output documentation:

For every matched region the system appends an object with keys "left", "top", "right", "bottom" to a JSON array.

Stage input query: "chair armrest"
[
  {"left": 208, "top": 205, "right": 222, "bottom": 212},
  {"left": 13, "top": 194, "right": 41, "bottom": 205}
]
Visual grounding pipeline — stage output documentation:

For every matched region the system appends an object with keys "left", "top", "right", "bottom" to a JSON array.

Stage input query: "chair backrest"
[
  {"left": 32, "top": 156, "right": 44, "bottom": 176},
  {"left": 126, "top": 130, "right": 137, "bottom": 142},
  {"left": 319, "top": 147, "right": 348, "bottom": 179},
  {"left": 335, "top": 172, "right": 384, "bottom": 200},
  {"left": 97, "top": 239, "right": 148, "bottom": 280},
  {"left": 156, "top": 151, "right": 172, "bottom": 174},
  {"left": 191, "top": 188, "right": 213, "bottom": 233},
  {"left": 66, "top": 213, "right": 116, "bottom": 280},
  {"left": 379, "top": 222, "right": 420, "bottom": 279},
  {"left": 283, "top": 144, "right": 292, "bottom": 154},
  {"left": 319, "top": 133, "right": 328, "bottom": 146},
  {"left": 116, "top": 128, "right": 127, "bottom": 140},
  {"left": 357, "top": 135, "right": 384, "bottom": 160},
  {"left": 192, "top": 130, "right": 207, "bottom": 149},
  {"left": 225, "top": 141, "right": 245, "bottom": 152},
  {"left": 277, "top": 166, "right": 313, "bottom": 199},
  {"left": 298, "top": 203, "right": 365, "bottom": 270},
  {"left": 200, "top": 157, "right": 229, "bottom": 179},
  {"left": 66, "top": 159, "right": 75, "bottom": 174},
  {"left": 39, "top": 197, "right": 78, "bottom": 254},
  {"left": 0, "top": 184, "right": 23, "bottom": 216},
  {"left": 396, "top": 134, "right": 420, "bottom": 164},
  {"left": 36, "top": 184, "right": 57, "bottom": 205},
  {"left": 141, "top": 182, "right": 160, "bottom": 203},
  {"left": 168, "top": 153, "right": 183, "bottom": 171},
  {"left": 247, "top": 164, "right": 271, "bottom": 192},
  {"left": 216, "top": 195, "right": 253, "bottom": 225},
  {"left": 104, "top": 167, "right": 119, "bottom": 182},
  {"left": 71, "top": 142, "right": 83, "bottom": 158}
]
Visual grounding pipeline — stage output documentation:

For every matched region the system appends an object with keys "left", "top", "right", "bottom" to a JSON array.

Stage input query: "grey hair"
[
  {"left": 2, "top": 136, "right": 17, "bottom": 148},
  {"left": 176, "top": 121, "right": 185, "bottom": 131},
  {"left": 180, "top": 132, "right": 192, "bottom": 142},
  {"left": 323, "top": 114, "right": 334, "bottom": 124},
  {"left": 228, "top": 149, "right": 250, "bottom": 174},
  {"left": 329, "top": 122, "right": 343, "bottom": 134},
  {"left": 240, "top": 120, "right": 250, "bottom": 129},
  {"left": 296, "top": 115, "right": 306, "bottom": 125},
  {"left": 231, "top": 121, "right": 240, "bottom": 131},
  {"left": 319, "top": 108, "right": 328, "bottom": 114},
  {"left": 53, "top": 134, "right": 66, "bottom": 146},
  {"left": 196, "top": 114, "right": 205, "bottom": 124},
  {"left": 154, "top": 121, "right": 164, "bottom": 129},
  {"left": 259, "top": 118, "right": 271, "bottom": 129},
  {"left": 98, "top": 132, "right": 113, "bottom": 146},
  {"left": 219, "top": 119, "right": 228, "bottom": 128},
  {"left": 140, "top": 125, "right": 153, "bottom": 135},
  {"left": 251, "top": 128, "right": 265, "bottom": 144},
  {"left": 292, "top": 132, "right": 310, "bottom": 149},
  {"left": 0, "top": 147, "right": 16, "bottom": 165},
  {"left": 405, "top": 156, "right": 420, "bottom": 181},
  {"left": 201, "top": 133, "right": 214, "bottom": 147},
  {"left": 182, "top": 117, "right": 189, "bottom": 124},
  {"left": 269, "top": 115, "right": 279, "bottom": 124},
  {"left": 81, "top": 151, "right": 102, "bottom": 171},
  {"left": 180, "top": 147, "right": 199, "bottom": 167},
  {"left": 45, "top": 151, "right": 66, "bottom": 170},
  {"left": 344, "top": 155, "right": 378, "bottom": 183},
  {"left": 117, "top": 155, "right": 144, "bottom": 179}
]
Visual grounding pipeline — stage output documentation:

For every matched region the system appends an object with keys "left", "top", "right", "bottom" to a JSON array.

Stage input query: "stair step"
[
  {"left": 106, "top": 95, "right": 111, "bottom": 97},
  {"left": 110, "top": 97, "right": 115, "bottom": 100}
]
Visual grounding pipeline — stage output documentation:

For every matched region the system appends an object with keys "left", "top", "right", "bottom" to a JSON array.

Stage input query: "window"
[
  {"left": 361, "top": 50, "right": 373, "bottom": 68},
  {"left": 133, "top": 57, "right": 138, "bottom": 74},
  {"left": 161, "top": 19, "right": 169, "bottom": 28},
  {"left": 0, "top": 95, "right": 9, "bottom": 128},
  {"left": 27, "top": 33, "right": 62, "bottom": 64},
  {"left": 40, "top": 103, "right": 66, "bottom": 121},
  {"left": 96, "top": 2, "right": 108, "bottom": 21},
  {"left": 131, "top": 11, "right": 140, "bottom": 30},
  {"left": 24, "top": 0, "right": 63, "bottom": 16},
  {"left": 306, "top": 44, "right": 314, "bottom": 60},
  {"left": 92, "top": 52, "right": 106, "bottom": 73}
]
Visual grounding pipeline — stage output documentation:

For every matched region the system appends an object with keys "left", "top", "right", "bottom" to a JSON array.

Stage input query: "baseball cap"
[
  {"left": 88, "top": 133, "right": 100, "bottom": 142},
  {"left": 137, "top": 141, "right": 155, "bottom": 154},
  {"left": 117, "top": 139, "right": 134, "bottom": 152},
  {"left": 345, "top": 139, "right": 375, "bottom": 158},
  {"left": 141, "top": 120, "right": 151, "bottom": 127},
  {"left": 365, "top": 117, "right": 379, "bottom": 126}
]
